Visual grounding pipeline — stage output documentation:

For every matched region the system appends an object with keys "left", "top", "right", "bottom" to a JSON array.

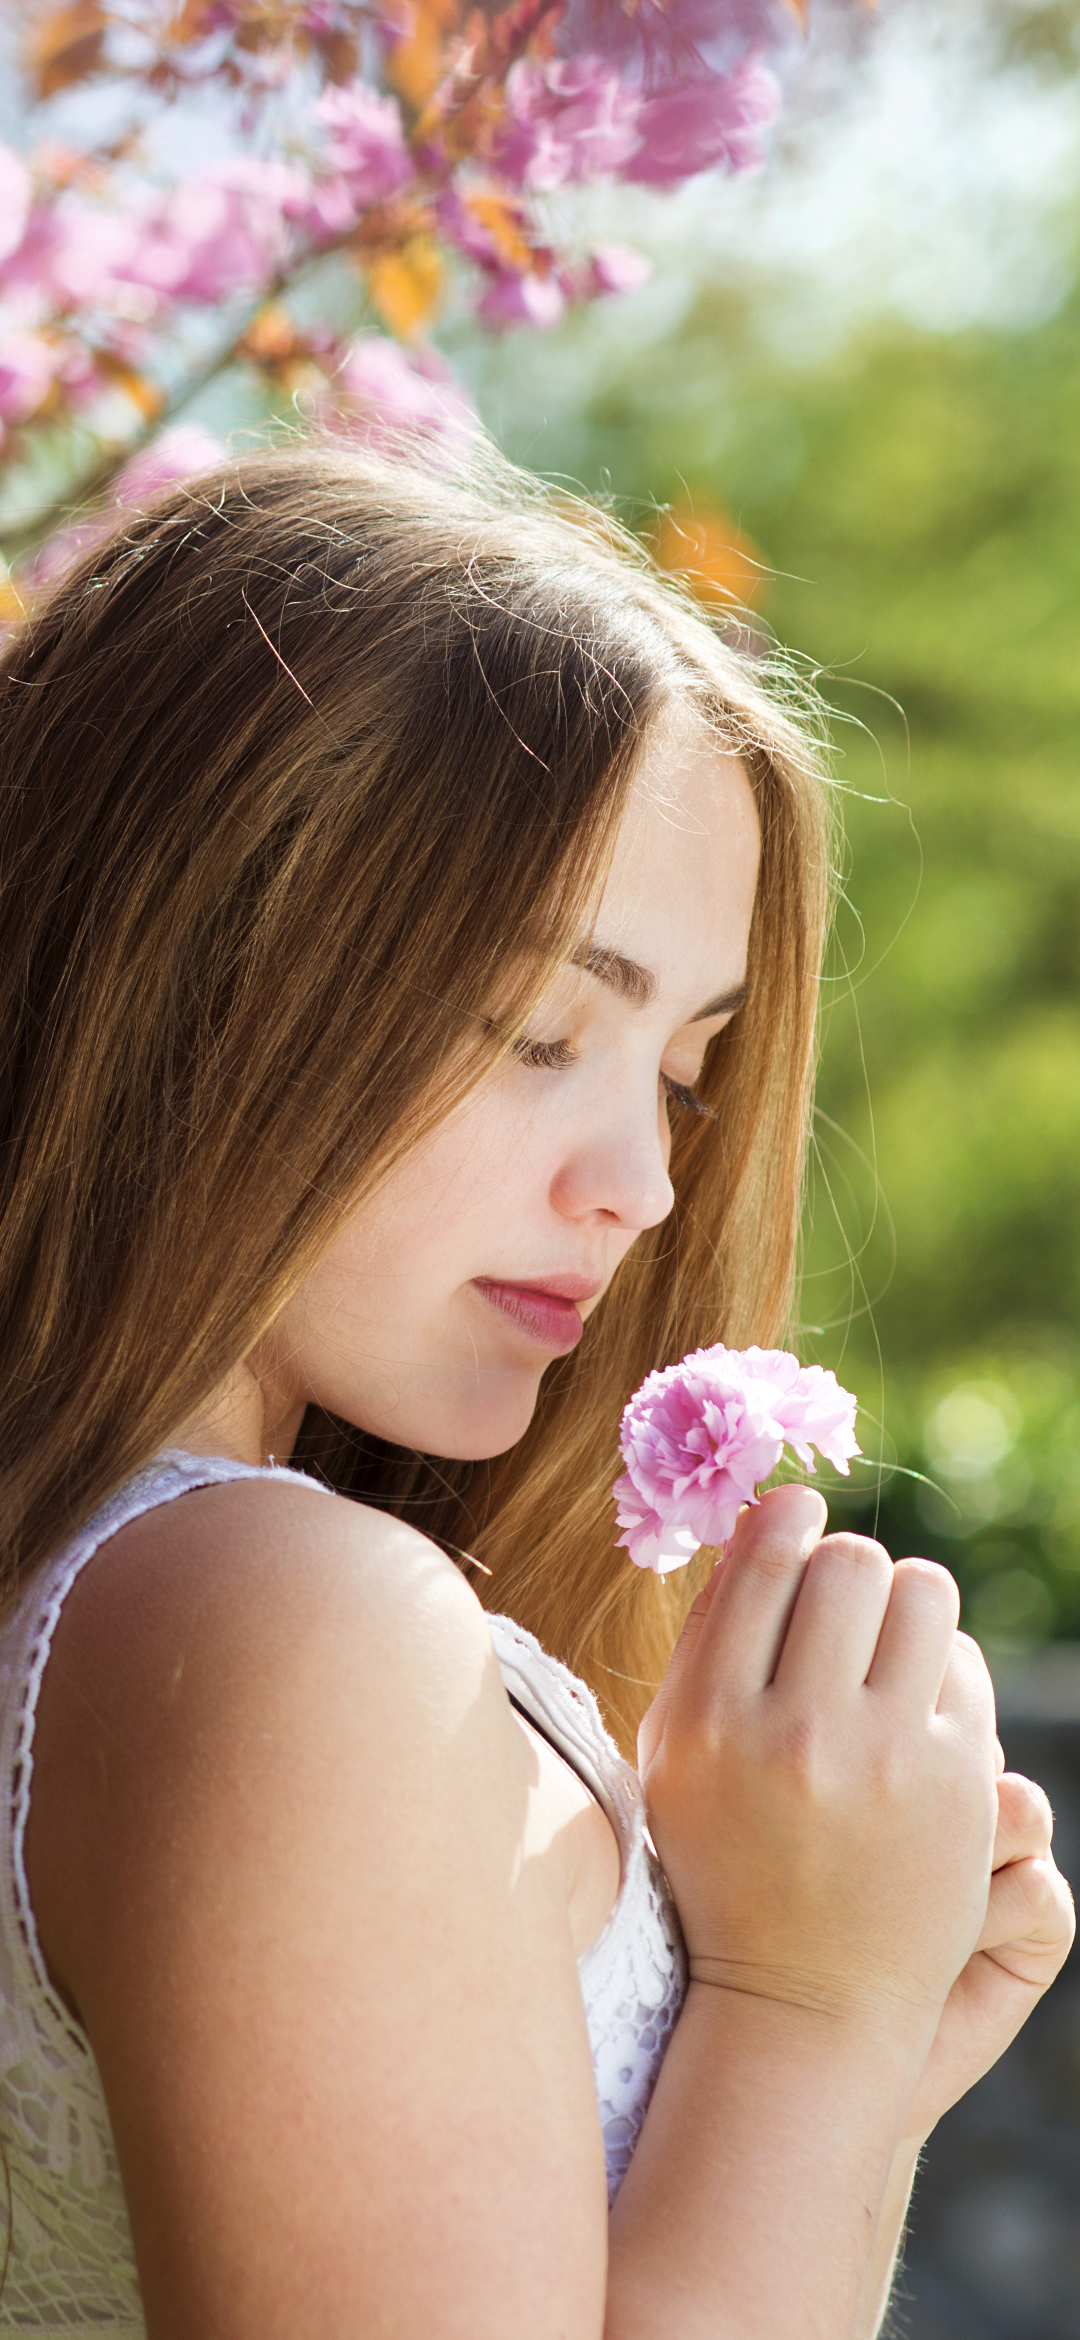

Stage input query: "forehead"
[{"left": 592, "top": 716, "right": 761, "bottom": 994}]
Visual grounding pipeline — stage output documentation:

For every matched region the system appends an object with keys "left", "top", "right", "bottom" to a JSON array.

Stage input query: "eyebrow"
[{"left": 573, "top": 940, "right": 749, "bottom": 1023}]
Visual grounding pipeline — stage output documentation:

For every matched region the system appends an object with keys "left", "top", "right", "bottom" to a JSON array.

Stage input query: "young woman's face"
[{"left": 260, "top": 713, "right": 761, "bottom": 1461}]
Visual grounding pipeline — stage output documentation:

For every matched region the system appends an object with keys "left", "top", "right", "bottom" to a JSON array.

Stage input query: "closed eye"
[
  {"left": 512, "top": 1036, "right": 577, "bottom": 1070},
  {"left": 661, "top": 1073, "right": 715, "bottom": 1118}
]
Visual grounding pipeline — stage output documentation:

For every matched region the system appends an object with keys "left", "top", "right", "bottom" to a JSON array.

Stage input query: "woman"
[{"left": 0, "top": 443, "right": 1071, "bottom": 2339}]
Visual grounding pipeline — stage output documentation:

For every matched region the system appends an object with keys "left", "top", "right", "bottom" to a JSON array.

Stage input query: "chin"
[
  {"left": 396, "top": 1369, "right": 545, "bottom": 1464},
  {"left": 434, "top": 1395, "right": 543, "bottom": 1462}
]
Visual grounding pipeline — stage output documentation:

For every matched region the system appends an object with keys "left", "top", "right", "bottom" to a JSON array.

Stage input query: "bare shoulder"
[
  {"left": 28, "top": 1475, "right": 509, "bottom": 1992},
  {"left": 26, "top": 1475, "right": 606, "bottom": 2337},
  {"left": 45, "top": 1469, "right": 492, "bottom": 1712}
]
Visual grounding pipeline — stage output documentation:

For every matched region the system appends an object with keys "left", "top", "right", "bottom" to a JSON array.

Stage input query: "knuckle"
[
  {"left": 947, "top": 1631, "right": 995, "bottom": 1701},
  {"left": 1019, "top": 1859, "right": 1057, "bottom": 1923},
  {"left": 771, "top": 1707, "right": 833, "bottom": 1800},
  {"left": 747, "top": 1539, "right": 809, "bottom": 1594},
  {"left": 999, "top": 1772, "right": 1054, "bottom": 1843},
  {"left": 895, "top": 1555, "right": 960, "bottom": 1606},
  {"left": 815, "top": 1531, "right": 891, "bottom": 1571}
]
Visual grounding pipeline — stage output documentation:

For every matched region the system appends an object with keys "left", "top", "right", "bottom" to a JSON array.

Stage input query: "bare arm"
[
  {"left": 607, "top": 1489, "right": 1073, "bottom": 2340},
  {"left": 27, "top": 1481, "right": 610, "bottom": 2340},
  {"left": 603, "top": 1486, "right": 1002, "bottom": 2340},
  {"left": 25, "top": 1477, "right": 1071, "bottom": 2339}
]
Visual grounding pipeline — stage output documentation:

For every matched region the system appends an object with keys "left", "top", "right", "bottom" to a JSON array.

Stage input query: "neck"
[{"left": 174, "top": 1360, "right": 306, "bottom": 1469}]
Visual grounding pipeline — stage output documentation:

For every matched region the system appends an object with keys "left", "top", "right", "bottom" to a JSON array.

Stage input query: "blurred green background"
[
  {"left": 578, "top": 288, "right": 1080, "bottom": 1665},
  {"left": 464, "top": 185, "right": 1080, "bottom": 1670}
]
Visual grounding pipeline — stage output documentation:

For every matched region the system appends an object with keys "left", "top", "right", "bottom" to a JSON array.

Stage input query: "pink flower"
[
  {"left": 613, "top": 1343, "right": 861, "bottom": 1573},
  {"left": 0, "top": 326, "right": 59, "bottom": 425},
  {"left": 583, "top": 242, "right": 653, "bottom": 296},
  {"left": 492, "top": 55, "right": 641, "bottom": 192},
  {"left": 477, "top": 269, "right": 566, "bottom": 329},
  {"left": 111, "top": 423, "right": 228, "bottom": 507},
  {"left": 0, "top": 145, "right": 30, "bottom": 267},
  {"left": 570, "top": 0, "right": 782, "bottom": 74},
  {"left": 312, "top": 83, "right": 412, "bottom": 205},
  {"left": 25, "top": 424, "right": 229, "bottom": 590},
  {"left": 626, "top": 55, "right": 780, "bottom": 188},
  {"left": 0, "top": 203, "right": 136, "bottom": 314},
  {"left": 118, "top": 162, "right": 305, "bottom": 306},
  {"left": 310, "top": 331, "right": 476, "bottom": 451}
]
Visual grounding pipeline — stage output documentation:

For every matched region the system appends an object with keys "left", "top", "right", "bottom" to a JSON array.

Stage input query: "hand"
[
  {"left": 638, "top": 1486, "right": 1000, "bottom": 2040},
  {"left": 901, "top": 1756, "right": 1076, "bottom": 2144}
]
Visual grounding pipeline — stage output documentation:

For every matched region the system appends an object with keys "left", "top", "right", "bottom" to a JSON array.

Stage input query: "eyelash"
[{"left": 513, "top": 1037, "right": 715, "bottom": 1118}]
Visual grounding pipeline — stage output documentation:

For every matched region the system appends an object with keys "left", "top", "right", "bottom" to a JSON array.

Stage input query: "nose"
[{"left": 549, "top": 1082, "right": 675, "bottom": 1233}]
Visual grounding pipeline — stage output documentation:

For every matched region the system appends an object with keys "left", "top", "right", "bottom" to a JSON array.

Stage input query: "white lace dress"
[{"left": 0, "top": 1451, "right": 687, "bottom": 2334}]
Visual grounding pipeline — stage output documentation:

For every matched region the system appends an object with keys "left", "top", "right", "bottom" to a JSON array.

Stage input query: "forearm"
[
  {"left": 604, "top": 1983, "right": 935, "bottom": 2340},
  {"left": 854, "top": 2138, "right": 922, "bottom": 2339}
]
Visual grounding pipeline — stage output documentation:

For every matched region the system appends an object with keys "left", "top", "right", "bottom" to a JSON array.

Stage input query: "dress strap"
[{"left": 486, "top": 1611, "right": 644, "bottom": 1870}]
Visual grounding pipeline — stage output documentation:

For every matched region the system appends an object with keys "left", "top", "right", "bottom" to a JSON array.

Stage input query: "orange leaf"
[
  {"left": 653, "top": 504, "right": 769, "bottom": 610},
  {"left": 465, "top": 189, "right": 532, "bottom": 273},
  {"left": 0, "top": 576, "right": 26, "bottom": 629},
  {"left": 309, "top": 27, "right": 360, "bottom": 82},
  {"left": 238, "top": 302, "right": 299, "bottom": 364},
  {"left": 165, "top": 0, "right": 221, "bottom": 43},
  {"left": 385, "top": 0, "right": 462, "bottom": 110},
  {"left": 367, "top": 236, "right": 444, "bottom": 339},
  {"left": 95, "top": 353, "right": 166, "bottom": 422},
  {"left": 24, "top": 0, "right": 107, "bottom": 98}
]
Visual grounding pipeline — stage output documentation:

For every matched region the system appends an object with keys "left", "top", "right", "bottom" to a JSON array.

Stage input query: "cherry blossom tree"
[{"left": 0, "top": 0, "right": 832, "bottom": 595}]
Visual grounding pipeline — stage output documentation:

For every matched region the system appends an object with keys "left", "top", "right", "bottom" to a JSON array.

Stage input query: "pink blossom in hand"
[
  {"left": 626, "top": 55, "right": 780, "bottom": 188},
  {"left": 613, "top": 1342, "right": 861, "bottom": 1573}
]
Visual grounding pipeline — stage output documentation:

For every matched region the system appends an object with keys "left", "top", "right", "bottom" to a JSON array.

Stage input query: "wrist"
[{"left": 687, "top": 1959, "right": 945, "bottom": 2048}]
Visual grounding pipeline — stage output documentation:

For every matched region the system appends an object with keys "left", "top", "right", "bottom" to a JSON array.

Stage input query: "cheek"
[{"left": 326, "top": 1085, "right": 541, "bottom": 1287}]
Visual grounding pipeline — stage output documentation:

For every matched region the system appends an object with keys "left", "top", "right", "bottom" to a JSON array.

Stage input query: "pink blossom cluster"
[
  {"left": 613, "top": 1342, "right": 861, "bottom": 1574},
  {"left": 0, "top": 0, "right": 821, "bottom": 560},
  {"left": 491, "top": 50, "right": 778, "bottom": 195},
  {"left": 14, "top": 423, "right": 229, "bottom": 598}
]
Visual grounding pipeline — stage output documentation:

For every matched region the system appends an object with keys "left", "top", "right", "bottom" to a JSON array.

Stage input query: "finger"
[
  {"left": 865, "top": 1556, "right": 960, "bottom": 1706},
  {"left": 993, "top": 1773, "right": 1054, "bottom": 1869},
  {"left": 687, "top": 1483, "right": 828, "bottom": 1694},
  {"left": 639, "top": 1559, "right": 725, "bottom": 1764},
  {"left": 996, "top": 1737, "right": 1006, "bottom": 1777},
  {"left": 935, "top": 1628, "right": 997, "bottom": 1730},
  {"left": 772, "top": 1533, "right": 894, "bottom": 1695},
  {"left": 976, "top": 1854, "right": 1075, "bottom": 1963}
]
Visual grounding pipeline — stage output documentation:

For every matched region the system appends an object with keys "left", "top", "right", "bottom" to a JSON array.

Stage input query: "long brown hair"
[{"left": 0, "top": 441, "right": 833, "bottom": 1749}]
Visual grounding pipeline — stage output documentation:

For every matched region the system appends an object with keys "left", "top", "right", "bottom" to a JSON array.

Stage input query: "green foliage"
[{"left": 572, "top": 286, "right": 1080, "bottom": 1652}]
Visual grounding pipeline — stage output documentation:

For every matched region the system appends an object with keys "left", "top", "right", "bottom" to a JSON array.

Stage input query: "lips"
[{"left": 471, "top": 1275, "right": 601, "bottom": 1353}]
